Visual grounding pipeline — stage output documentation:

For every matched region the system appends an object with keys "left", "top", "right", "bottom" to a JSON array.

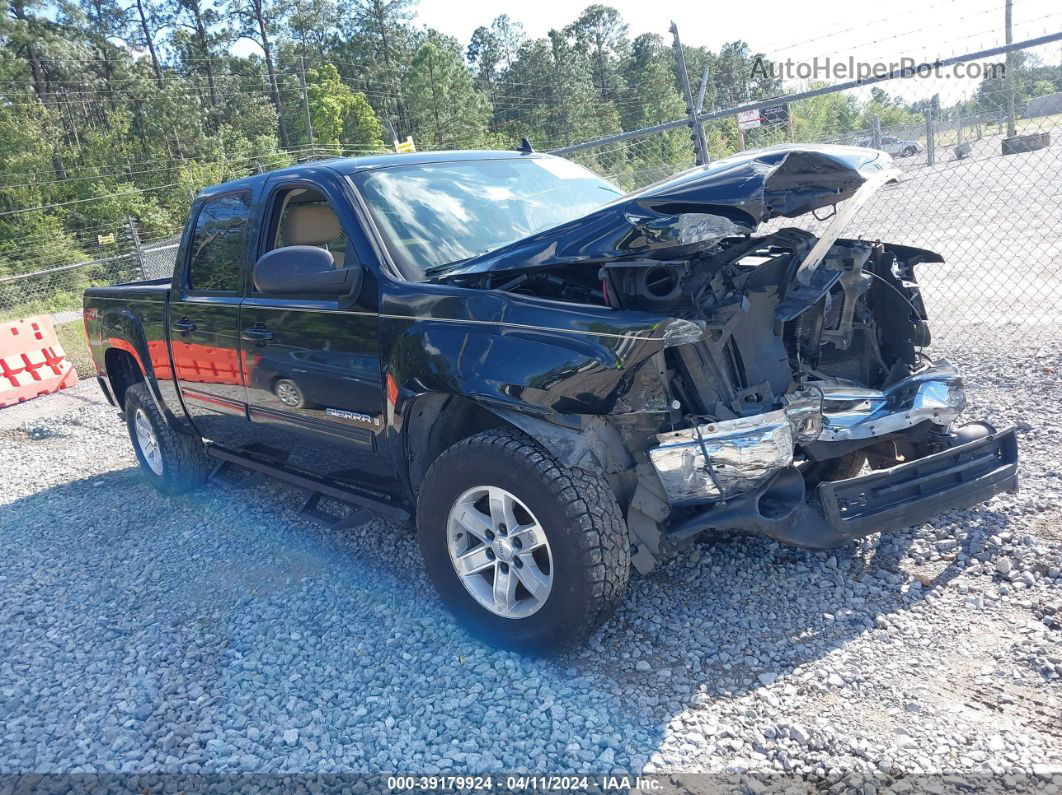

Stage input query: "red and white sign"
[{"left": 737, "top": 109, "right": 762, "bottom": 130}]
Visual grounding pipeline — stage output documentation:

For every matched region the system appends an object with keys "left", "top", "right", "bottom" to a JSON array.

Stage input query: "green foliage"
[
  {"left": 54, "top": 319, "right": 94, "bottom": 376},
  {"left": 791, "top": 86, "right": 862, "bottom": 141},
  {"left": 617, "top": 34, "right": 690, "bottom": 184},
  {"left": 299, "top": 63, "right": 385, "bottom": 150},
  {"left": 403, "top": 38, "right": 491, "bottom": 149},
  {"left": 564, "top": 5, "right": 629, "bottom": 100},
  {"left": 860, "top": 98, "right": 923, "bottom": 130},
  {"left": 5, "top": 0, "right": 1054, "bottom": 312},
  {"left": 345, "top": 92, "right": 388, "bottom": 151}
]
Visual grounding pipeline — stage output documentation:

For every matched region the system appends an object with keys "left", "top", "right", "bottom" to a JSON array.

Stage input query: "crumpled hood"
[{"left": 438, "top": 144, "right": 896, "bottom": 279}]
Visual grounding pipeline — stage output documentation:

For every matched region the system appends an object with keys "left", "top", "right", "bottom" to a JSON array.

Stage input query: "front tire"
[
  {"left": 417, "top": 429, "right": 630, "bottom": 653},
  {"left": 902, "top": 146, "right": 916, "bottom": 157},
  {"left": 125, "top": 382, "right": 212, "bottom": 495}
]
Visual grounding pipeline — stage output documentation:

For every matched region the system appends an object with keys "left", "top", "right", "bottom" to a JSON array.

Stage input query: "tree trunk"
[
  {"left": 255, "top": 7, "right": 289, "bottom": 148},
  {"left": 25, "top": 42, "right": 48, "bottom": 100},
  {"left": 11, "top": 1, "right": 68, "bottom": 180},
  {"left": 135, "top": 0, "right": 165, "bottom": 89},
  {"left": 187, "top": 0, "right": 219, "bottom": 117},
  {"left": 427, "top": 49, "right": 442, "bottom": 148},
  {"left": 596, "top": 47, "right": 607, "bottom": 97},
  {"left": 198, "top": 31, "right": 219, "bottom": 111},
  {"left": 373, "top": 0, "right": 408, "bottom": 135},
  {"left": 549, "top": 36, "right": 571, "bottom": 147},
  {"left": 134, "top": 101, "right": 149, "bottom": 155}
]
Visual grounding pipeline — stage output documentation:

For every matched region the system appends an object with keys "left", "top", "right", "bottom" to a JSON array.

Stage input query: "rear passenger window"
[{"left": 187, "top": 192, "right": 251, "bottom": 292}]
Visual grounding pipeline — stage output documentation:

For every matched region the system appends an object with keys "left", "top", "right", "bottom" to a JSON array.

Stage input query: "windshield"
[{"left": 352, "top": 157, "right": 623, "bottom": 280}]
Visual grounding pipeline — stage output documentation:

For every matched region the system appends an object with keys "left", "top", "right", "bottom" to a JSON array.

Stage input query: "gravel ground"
[{"left": 1, "top": 325, "right": 1060, "bottom": 789}]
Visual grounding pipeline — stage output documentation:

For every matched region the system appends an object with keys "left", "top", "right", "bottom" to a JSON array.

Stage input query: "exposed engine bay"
[
  {"left": 445, "top": 223, "right": 947, "bottom": 435},
  {"left": 437, "top": 146, "right": 1018, "bottom": 572},
  {"left": 601, "top": 231, "right": 934, "bottom": 415}
]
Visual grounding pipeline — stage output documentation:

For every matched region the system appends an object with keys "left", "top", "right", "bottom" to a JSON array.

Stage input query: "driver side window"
[
  {"left": 253, "top": 184, "right": 366, "bottom": 300},
  {"left": 263, "top": 186, "right": 353, "bottom": 273}
]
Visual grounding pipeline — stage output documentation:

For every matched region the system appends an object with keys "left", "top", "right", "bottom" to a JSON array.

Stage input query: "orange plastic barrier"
[{"left": 0, "top": 315, "right": 79, "bottom": 408}]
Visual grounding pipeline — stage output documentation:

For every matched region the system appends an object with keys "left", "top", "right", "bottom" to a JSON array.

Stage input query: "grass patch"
[
  {"left": 0, "top": 291, "right": 86, "bottom": 323},
  {"left": 54, "top": 319, "right": 95, "bottom": 378}
]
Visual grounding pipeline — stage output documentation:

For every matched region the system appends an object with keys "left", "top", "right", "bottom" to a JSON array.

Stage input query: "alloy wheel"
[
  {"left": 446, "top": 485, "right": 553, "bottom": 619},
  {"left": 133, "top": 408, "right": 163, "bottom": 475}
]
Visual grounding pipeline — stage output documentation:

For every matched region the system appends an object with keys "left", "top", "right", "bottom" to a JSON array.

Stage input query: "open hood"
[{"left": 438, "top": 144, "right": 896, "bottom": 279}]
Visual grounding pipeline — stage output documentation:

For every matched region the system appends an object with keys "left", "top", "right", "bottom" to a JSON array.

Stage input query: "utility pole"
[
  {"left": 694, "top": 65, "right": 710, "bottom": 116},
  {"left": 299, "top": 52, "right": 315, "bottom": 150},
  {"left": 925, "top": 106, "right": 936, "bottom": 166},
  {"left": 127, "top": 216, "right": 146, "bottom": 281},
  {"left": 1004, "top": 0, "right": 1016, "bottom": 138},
  {"left": 670, "top": 22, "right": 709, "bottom": 165}
]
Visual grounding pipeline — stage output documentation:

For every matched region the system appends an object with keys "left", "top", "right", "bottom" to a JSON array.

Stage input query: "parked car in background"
[
  {"left": 83, "top": 145, "right": 1018, "bottom": 653},
  {"left": 857, "top": 135, "right": 924, "bottom": 157}
]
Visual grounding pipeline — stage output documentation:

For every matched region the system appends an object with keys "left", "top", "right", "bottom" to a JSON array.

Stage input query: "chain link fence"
[
  {"left": 139, "top": 238, "right": 182, "bottom": 281},
  {"left": 0, "top": 230, "right": 181, "bottom": 322},
  {"left": 551, "top": 35, "right": 1062, "bottom": 351},
  {"left": 1, "top": 36, "right": 1059, "bottom": 358}
]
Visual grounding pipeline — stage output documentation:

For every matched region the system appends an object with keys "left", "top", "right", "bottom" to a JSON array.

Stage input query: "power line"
[
  {"left": 0, "top": 183, "right": 182, "bottom": 217},
  {"left": 757, "top": 0, "right": 997, "bottom": 56}
]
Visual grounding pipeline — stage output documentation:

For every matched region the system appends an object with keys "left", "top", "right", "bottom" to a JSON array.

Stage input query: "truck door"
[
  {"left": 238, "top": 180, "right": 396, "bottom": 501},
  {"left": 169, "top": 189, "right": 255, "bottom": 450}
]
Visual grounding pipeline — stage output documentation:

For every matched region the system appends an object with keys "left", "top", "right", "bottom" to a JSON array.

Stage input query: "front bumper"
[
  {"left": 666, "top": 427, "right": 1019, "bottom": 548},
  {"left": 646, "top": 359, "right": 1018, "bottom": 547},
  {"left": 649, "top": 360, "right": 965, "bottom": 505},
  {"left": 818, "top": 426, "right": 1018, "bottom": 537}
]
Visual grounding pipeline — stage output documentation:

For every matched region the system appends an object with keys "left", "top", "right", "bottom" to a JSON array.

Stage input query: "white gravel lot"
[{"left": 0, "top": 322, "right": 1060, "bottom": 789}]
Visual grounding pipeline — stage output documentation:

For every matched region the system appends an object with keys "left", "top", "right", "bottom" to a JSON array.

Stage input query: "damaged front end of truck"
[{"left": 437, "top": 145, "right": 1019, "bottom": 573}]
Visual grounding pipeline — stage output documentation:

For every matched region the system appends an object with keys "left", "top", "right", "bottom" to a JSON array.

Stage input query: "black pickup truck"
[{"left": 84, "top": 146, "right": 1018, "bottom": 652}]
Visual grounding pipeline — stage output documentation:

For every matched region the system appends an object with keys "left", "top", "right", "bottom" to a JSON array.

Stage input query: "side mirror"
[{"left": 253, "top": 246, "right": 362, "bottom": 297}]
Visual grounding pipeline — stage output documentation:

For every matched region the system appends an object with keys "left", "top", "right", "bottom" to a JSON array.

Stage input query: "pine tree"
[
  {"left": 621, "top": 33, "right": 691, "bottom": 185},
  {"left": 231, "top": 0, "right": 290, "bottom": 146},
  {"left": 403, "top": 37, "right": 490, "bottom": 150},
  {"left": 564, "top": 5, "right": 628, "bottom": 100}
]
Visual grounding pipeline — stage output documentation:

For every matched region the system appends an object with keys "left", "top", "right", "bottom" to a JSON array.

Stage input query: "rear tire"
[
  {"left": 124, "top": 382, "right": 212, "bottom": 495},
  {"left": 417, "top": 429, "right": 630, "bottom": 653}
]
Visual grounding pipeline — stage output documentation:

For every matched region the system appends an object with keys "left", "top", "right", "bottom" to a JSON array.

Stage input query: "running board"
[
  {"left": 204, "top": 444, "right": 411, "bottom": 525},
  {"left": 209, "top": 443, "right": 289, "bottom": 490},
  {"left": 209, "top": 458, "right": 267, "bottom": 490},
  {"left": 299, "top": 491, "right": 374, "bottom": 530}
]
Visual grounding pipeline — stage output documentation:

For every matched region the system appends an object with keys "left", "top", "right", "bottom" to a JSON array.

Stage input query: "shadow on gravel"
[
  {"left": 556, "top": 503, "right": 1017, "bottom": 766},
  {"left": 0, "top": 461, "right": 1018, "bottom": 773}
]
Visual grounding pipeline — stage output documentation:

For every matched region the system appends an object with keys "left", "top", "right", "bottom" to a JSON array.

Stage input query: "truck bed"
[
  {"left": 83, "top": 280, "right": 171, "bottom": 401},
  {"left": 83, "top": 278, "right": 171, "bottom": 300}
]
